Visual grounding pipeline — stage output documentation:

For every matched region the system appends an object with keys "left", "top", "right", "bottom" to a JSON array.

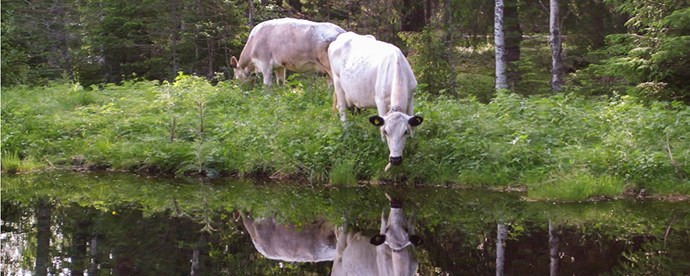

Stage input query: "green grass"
[
  {"left": 527, "top": 170, "right": 627, "bottom": 201},
  {"left": 329, "top": 159, "right": 357, "bottom": 186},
  {"left": 2, "top": 76, "right": 689, "bottom": 201},
  {"left": 1, "top": 152, "right": 42, "bottom": 174}
]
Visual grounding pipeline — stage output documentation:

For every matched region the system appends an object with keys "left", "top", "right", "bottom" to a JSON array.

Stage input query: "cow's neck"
[{"left": 388, "top": 105, "right": 402, "bottom": 114}]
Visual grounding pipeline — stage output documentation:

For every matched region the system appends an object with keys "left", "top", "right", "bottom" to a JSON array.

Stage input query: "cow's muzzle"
[{"left": 389, "top": 156, "right": 403, "bottom": 165}]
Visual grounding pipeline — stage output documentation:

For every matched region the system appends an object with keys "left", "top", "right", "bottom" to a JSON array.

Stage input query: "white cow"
[
  {"left": 230, "top": 18, "right": 345, "bottom": 87},
  {"left": 240, "top": 214, "right": 337, "bottom": 262},
  {"left": 328, "top": 32, "right": 424, "bottom": 168},
  {"left": 331, "top": 195, "right": 422, "bottom": 276}
]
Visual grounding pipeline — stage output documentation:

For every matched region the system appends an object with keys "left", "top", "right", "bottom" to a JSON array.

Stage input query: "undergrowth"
[{"left": 2, "top": 76, "right": 689, "bottom": 200}]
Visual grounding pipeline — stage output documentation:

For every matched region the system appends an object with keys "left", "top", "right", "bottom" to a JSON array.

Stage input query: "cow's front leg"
[
  {"left": 375, "top": 101, "right": 388, "bottom": 142},
  {"left": 333, "top": 78, "right": 348, "bottom": 123},
  {"left": 261, "top": 66, "right": 273, "bottom": 88},
  {"left": 337, "top": 101, "right": 348, "bottom": 123}
]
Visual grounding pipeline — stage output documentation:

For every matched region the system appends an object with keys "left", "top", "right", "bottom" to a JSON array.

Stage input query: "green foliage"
[
  {"left": 0, "top": 9, "right": 30, "bottom": 86},
  {"left": 0, "top": 0, "right": 248, "bottom": 86},
  {"left": 400, "top": 29, "right": 454, "bottom": 97},
  {"left": 573, "top": 1, "right": 690, "bottom": 102},
  {"left": 1, "top": 152, "right": 41, "bottom": 174},
  {"left": 3, "top": 172, "right": 690, "bottom": 274},
  {"left": 2, "top": 76, "right": 689, "bottom": 200},
  {"left": 528, "top": 171, "right": 626, "bottom": 201},
  {"left": 329, "top": 159, "right": 357, "bottom": 186}
]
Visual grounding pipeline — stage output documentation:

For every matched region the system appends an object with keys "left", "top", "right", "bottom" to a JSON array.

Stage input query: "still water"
[{"left": 2, "top": 172, "right": 689, "bottom": 275}]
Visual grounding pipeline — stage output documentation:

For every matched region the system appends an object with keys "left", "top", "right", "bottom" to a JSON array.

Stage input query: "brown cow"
[{"left": 230, "top": 18, "right": 345, "bottom": 87}]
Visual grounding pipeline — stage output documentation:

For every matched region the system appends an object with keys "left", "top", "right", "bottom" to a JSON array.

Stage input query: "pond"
[{"left": 2, "top": 172, "right": 689, "bottom": 275}]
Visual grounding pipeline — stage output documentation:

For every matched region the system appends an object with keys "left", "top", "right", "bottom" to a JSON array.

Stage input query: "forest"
[
  {"left": 2, "top": 0, "right": 690, "bottom": 200},
  {"left": 2, "top": 2, "right": 690, "bottom": 274},
  {"left": 2, "top": 0, "right": 688, "bottom": 101}
]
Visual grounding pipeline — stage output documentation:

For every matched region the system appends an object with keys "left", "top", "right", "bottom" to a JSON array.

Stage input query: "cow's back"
[
  {"left": 242, "top": 215, "right": 337, "bottom": 262},
  {"left": 239, "top": 18, "right": 345, "bottom": 73},
  {"left": 329, "top": 32, "right": 417, "bottom": 112}
]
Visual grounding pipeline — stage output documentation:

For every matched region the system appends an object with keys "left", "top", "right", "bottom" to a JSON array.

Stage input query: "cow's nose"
[{"left": 389, "top": 156, "right": 403, "bottom": 165}]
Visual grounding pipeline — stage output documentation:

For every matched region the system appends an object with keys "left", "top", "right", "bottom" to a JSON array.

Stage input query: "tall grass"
[
  {"left": 2, "top": 77, "right": 688, "bottom": 200},
  {"left": 1, "top": 152, "right": 42, "bottom": 174},
  {"left": 527, "top": 170, "right": 626, "bottom": 201}
]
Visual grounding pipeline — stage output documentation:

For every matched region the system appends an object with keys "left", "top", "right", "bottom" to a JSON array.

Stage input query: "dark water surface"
[{"left": 2, "top": 172, "right": 689, "bottom": 275}]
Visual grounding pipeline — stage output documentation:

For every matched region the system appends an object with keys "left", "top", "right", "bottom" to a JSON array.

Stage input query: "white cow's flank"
[{"left": 328, "top": 32, "right": 424, "bottom": 167}]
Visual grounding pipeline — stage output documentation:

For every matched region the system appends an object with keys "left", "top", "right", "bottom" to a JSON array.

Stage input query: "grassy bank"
[{"left": 2, "top": 75, "right": 689, "bottom": 200}]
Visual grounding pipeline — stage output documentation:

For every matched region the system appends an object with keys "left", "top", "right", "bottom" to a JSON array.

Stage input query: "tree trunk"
[
  {"left": 171, "top": 0, "right": 181, "bottom": 77},
  {"left": 191, "top": 248, "right": 201, "bottom": 275},
  {"left": 287, "top": 0, "right": 302, "bottom": 12},
  {"left": 496, "top": 222, "right": 508, "bottom": 276},
  {"left": 53, "top": 0, "right": 75, "bottom": 81},
  {"left": 425, "top": 0, "right": 433, "bottom": 23},
  {"left": 89, "top": 235, "right": 99, "bottom": 275},
  {"left": 402, "top": 0, "right": 426, "bottom": 32},
  {"left": 191, "top": 232, "right": 207, "bottom": 275},
  {"left": 446, "top": 0, "right": 457, "bottom": 96},
  {"left": 494, "top": 0, "right": 508, "bottom": 91},
  {"left": 248, "top": 0, "right": 254, "bottom": 29},
  {"left": 207, "top": 37, "right": 215, "bottom": 79},
  {"left": 70, "top": 218, "right": 91, "bottom": 275},
  {"left": 194, "top": 0, "right": 203, "bottom": 76},
  {"left": 35, "top": 199, "right": 52, "bottom": 276},
  {"left": 504, "top": 0, "right": 522, "bottom": 90},
  {"left": 549, "top": 220, "right": 559, "bottom": 276},
  {"left": 550, "top": 0, "right": 563, "bottom": 92}
]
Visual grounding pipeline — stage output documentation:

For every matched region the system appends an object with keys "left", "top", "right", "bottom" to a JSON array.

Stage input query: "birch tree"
[
  {"left": 496, "top": 222, "right": 508, "bottom": 276},
  {"left": 35, "top": 199, "right": 52, "bottom": 276},
  {"left": 549, "top": 0, "right": 563, "bottom": 92},
  {"left": 549, "top": 220, "right": 559, "bottom": 276},
  {"left": 494, "top": 0, "right": 508, "bottom": 91}
]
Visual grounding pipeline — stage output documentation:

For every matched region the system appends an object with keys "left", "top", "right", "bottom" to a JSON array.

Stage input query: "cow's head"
[
  {"left": 369, "top": 195, "right": 422, "bottom": 250},
  {"left": 230, "top": 56, "right": 250, "bottom": 82},
  {"left": 369, "top": 112, "right": 423, "bottom": 167}
]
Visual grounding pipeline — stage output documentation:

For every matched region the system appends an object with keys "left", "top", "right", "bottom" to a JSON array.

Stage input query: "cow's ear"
[
  {"left": 410, "top": 235, "right": 423, "bottom": 246},
  {"left": 230, "top": 56, "right": 239, "bottom": 68},
  {"left": 369, "top": 116, "right": 385, "bottom": 127},
  {"left": 370, "top": 234, "right": 386, "bottom": 246},
  {"left": 408, "top": 116, "right": 423, "bottom": 127}
]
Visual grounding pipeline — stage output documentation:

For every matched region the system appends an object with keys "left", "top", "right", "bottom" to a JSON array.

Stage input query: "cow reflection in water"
[
  {"left": 240, "top": 215, "right": 337, "bottom": 262},
  {"left": 241, "top": 195, "right": 422, "bottom": 275}
]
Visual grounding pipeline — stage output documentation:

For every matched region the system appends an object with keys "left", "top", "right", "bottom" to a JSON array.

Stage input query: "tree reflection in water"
[{"left": 1, "top": 173, "right": 689, "bottom": 275}]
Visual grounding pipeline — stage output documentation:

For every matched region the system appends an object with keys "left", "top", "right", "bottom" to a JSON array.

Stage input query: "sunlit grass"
[
  {"left": 329, "top": 159, "right": 357, "bottom": 186},
  {"left": 527, "top": 170, "right": 626, "bottom": 201},
  {"left": 1, "top": 152, "right": 43, "bottom": 174},
  {"left": 1, "top": 76, "right": 688, "bottom": 200}
]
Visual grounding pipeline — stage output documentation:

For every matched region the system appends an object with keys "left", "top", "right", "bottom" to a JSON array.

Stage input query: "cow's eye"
[
  {"left": 383, "top": 130, "right": 388, "bottom": 135},
  {"left": 404, "top": 129, "right": 410, "bottom": 135}
]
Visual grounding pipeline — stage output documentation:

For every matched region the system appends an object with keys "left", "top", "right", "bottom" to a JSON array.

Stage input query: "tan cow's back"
[
  {"left": 241, "top": 214, "right": 337, "bottom": 262},
  {"left": 232, "top": 18, "right": 345, "bottom": 87}
]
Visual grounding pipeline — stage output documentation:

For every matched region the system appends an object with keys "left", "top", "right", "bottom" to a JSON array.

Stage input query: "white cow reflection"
[
  {"left": 240, "top": 195, "right": 422, "bottom": 275},
  {"left": 241, "top": 215, "right": 337, "bottom": 262}
]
